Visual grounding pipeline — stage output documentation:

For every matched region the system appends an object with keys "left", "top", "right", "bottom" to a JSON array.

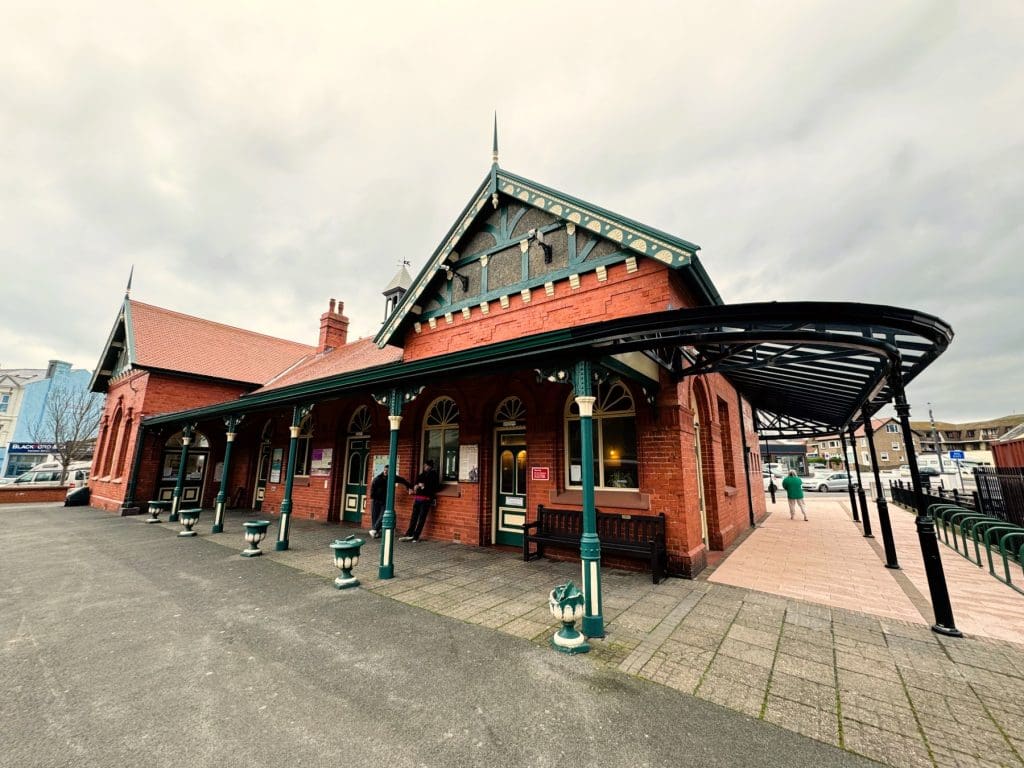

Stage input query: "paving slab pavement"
[
  {"left": 8, "top": 503, "right": 1023, "bottom": 768},
  {"left": 1, "top": 504, "right": 874, "bottom": 768}
]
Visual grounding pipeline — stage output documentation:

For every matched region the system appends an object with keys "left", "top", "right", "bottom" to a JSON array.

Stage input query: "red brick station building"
[{"left": 87, "top": 151, "right": 955, "bottom": 634}]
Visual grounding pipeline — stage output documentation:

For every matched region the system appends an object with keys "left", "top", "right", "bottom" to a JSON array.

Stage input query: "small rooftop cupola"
[
  {"left": 382, "top": 263, "right": 412, "bottom": 321},
  {"left": 318, "top": 298, "right": 350, "bottom": 353}
]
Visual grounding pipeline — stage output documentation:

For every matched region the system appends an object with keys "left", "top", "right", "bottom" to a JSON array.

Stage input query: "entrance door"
[
  {"left": 342, "top": 437, "right": 369, "bottom": 524},
  {"left": 494, "top": 432, "right": 527, "bottom": 546},
  {"left": 253, "top": 444, "right": 271, "bottom": 511},
  {"left": 158, "top": 451, "right": 208, "bottom": 505}
]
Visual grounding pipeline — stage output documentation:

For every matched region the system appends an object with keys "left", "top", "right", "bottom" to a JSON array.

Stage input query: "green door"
[
  {"left": 253, "top": 444, "right": 271, "bottom": 511},
  {"left": 158, "top": 451, "right": 208, "bottom": 506},
  {"left": 342, "top": 437, "right": 369, "bottom": 524},
  {"left": 495, "top": 432, "right": 527, "bottom": 546}
]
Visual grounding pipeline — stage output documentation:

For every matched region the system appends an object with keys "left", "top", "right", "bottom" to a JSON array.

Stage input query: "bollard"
[
  {"left": 241, "top": 520, "right": 271, "bottom": 557},
  {"left": 178, "top": 508, "right": 201, "bottom": 537},
  {"left": 549, "top": 581, "right": 589, "bottom": 654},
  {"left": 330, "top": 535, "right": 365, "bottom": 589}
]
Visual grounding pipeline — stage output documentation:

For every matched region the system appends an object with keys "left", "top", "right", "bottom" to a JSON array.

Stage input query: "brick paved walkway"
[{"left": 148, "top": 507, "right": 1024, "bottom": 768}]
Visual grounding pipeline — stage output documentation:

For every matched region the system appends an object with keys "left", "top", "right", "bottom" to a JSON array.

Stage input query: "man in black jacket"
[
  {"left": 368, "top": 465, "right": 410, "bottom": 538},
  {"left": 400, "top": 459, "right": 440, "bottom": 542}
]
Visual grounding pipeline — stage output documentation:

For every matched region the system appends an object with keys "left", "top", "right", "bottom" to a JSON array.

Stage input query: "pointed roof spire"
[
  {"left": 125, "top": 265, "right": 134, "bottom": 298},
  {"left": 492, "top": 112, "right": 499, "bottom": 166}
]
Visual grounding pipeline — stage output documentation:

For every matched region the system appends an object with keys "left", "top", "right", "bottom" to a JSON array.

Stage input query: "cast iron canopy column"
[
  {"left": 213, "top": 414, "right": 244, "bottom": 534},
  {"left": 840, "top": 433, "right": 860, "bottom": 523},
  {"left": 373, "top": 385, "right": 422, "bottom": 580},
  {"left": 169, "top": 423, "right": 195, "bottom": 523},
  {"left": 862, "top": 409, "right": 899, "bottom": 568},
  {"left": 890, "top": 366, "right": 960, "bottom": 636},
  {"left": 276, "top": 404, "right": 311, "bottom": 552},
  {"left": 574, "top": 360, "right": 605, "bottom": 639},
  {"left": 848, "top": 424, "right": 873, "bottom": 538}
]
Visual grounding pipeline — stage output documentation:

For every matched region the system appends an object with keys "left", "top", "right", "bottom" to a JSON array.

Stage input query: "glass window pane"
[
  {"left": 425, "top": 429, "right": 442, "bottom": 473},
  {"left": 443, "top": 427, "right": 459, "bottom": 482},
  {"left": 601, "top": 417, "right": 638, "bottom": 488},
  {"left": 567, "top": 421, "right": 598, "bottom": 487},
  {"left": 516, "top": 449, "right": 527, "bottom": 495},
  {"left": 500, "top": 450, "right": 514, "bottom": 495}
]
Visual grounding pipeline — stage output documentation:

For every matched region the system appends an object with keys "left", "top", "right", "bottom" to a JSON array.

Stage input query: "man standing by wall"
[{"left": 400, "top": 459, "right": 440, "bottom": 542}]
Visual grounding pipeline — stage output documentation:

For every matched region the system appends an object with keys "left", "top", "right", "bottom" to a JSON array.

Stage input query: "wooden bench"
[{"left": 523, "top": 505, "right": 668, "bottom": 584}]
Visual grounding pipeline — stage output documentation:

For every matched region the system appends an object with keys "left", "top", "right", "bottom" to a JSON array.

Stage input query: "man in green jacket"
[{"left": 781, "top": 470, "right": 807, "bottom": 521}]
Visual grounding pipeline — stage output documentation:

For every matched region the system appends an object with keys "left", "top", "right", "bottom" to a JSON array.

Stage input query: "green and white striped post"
[
  {"left": 213, "top": 414, "right": 243, "bottom": 534},
  {"left": 379, "top": 389, "right": 403, "bottom": 580},
  {"left": 573, "top": 360, "right": 605, "bottom": 639},
  {"left": 169, "top": 424, "right": 194, "bottom": 523},
  {"left": 275, "top": 405, "right": 307, "bottom": 552}
]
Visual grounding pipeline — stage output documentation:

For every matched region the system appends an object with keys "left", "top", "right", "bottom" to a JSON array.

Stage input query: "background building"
[
  {"left": 911, "top": 415, "right": 1024, "bottom": 465},
  {"left": 2, "top": 361, "right": 99, "bottom": 477}
]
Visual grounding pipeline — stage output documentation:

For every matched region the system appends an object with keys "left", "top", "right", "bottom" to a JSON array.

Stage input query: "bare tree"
[{"left": 30, "top": 385, "right": 105, "bottom": 482}]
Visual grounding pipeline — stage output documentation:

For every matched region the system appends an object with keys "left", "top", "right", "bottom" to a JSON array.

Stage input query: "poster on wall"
[
  {"left": 458, "top": 444, "right": 479, "bottom": 483},
  {"left": 269, "top": 448, "right": 284, "bottom": 483},
  {"left": 371, "top": 454, "right": 389, "bottom": 480},
  {"left": 310, "top": 448, "right": 333, "bottom": 476}
]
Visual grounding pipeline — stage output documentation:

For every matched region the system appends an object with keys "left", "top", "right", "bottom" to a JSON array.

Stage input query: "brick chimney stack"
[{"left": 318, "top": 298, "right": 349, "bottom": 353}]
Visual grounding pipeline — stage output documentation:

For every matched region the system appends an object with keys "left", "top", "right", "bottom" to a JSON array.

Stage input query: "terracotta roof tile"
[
  {"left": 253, "top": 337, "right": 404, "bottom": 393},
  {"left": 129, "top": 301, "right": 314, "bottom": 385}
]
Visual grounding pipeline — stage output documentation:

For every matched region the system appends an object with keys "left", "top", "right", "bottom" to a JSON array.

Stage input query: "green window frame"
[
  {"left": 423, "top": 397, "right": 459, "bottom": 483},
  {"left": 565, "top": 379, "right": 639, "bottom": 490}
]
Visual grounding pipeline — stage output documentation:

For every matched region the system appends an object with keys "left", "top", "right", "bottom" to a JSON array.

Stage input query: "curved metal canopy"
[
  {"left": 143, "top": 301, "right": 952, "bottom": 440},
  {"left": 573, "top": 301, "right": 953, "bottom": 438}
]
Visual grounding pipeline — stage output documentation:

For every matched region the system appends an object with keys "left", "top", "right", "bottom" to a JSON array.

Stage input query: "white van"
[{"left": 8, "top": 462, "right": 91, "bottom": 488}]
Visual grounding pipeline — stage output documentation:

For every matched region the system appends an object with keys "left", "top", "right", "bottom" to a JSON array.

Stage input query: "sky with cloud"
[{"left": 2, "top": 1, "right": 1020, "bottom": 421}]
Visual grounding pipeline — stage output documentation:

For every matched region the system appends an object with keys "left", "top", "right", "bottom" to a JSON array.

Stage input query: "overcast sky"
[{"left": 2, "top": 1, "right": 1020, "bottom": 421}]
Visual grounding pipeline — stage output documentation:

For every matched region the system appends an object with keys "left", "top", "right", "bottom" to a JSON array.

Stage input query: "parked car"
[
  {"left": 918, "top": 466, "right": 940, "bottom": 478},
  {"left": 810, "top": 472, "right": 850, "bottom": 492},
  {"left": 4, "top": 462, "right": 91, "bottom": 488}
]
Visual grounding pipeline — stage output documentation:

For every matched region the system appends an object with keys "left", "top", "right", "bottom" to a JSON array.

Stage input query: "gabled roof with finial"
[{"left": 373, "top": 121, "right": 719, "bottom": 348}]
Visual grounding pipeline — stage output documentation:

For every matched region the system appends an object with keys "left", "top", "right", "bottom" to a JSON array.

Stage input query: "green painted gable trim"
[
  {"left": 89, "top": 298, "right": 134, "bottom": 393},
  {"left": 495, "top": 169, "right": 699, "bottom": 267},
  {"left": 374, "top": 165, "right": 714, "bottom": 349}
]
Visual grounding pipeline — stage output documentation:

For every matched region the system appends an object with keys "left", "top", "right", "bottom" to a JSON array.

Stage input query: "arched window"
[
  {"left": 565, "top": 379, "right": 639, "bottom": 489},
  {"left": 260, "top": 419, "right": 274, "bottom": 443},
  {"left": 295, "top": 414, "right": 314, "bottom": 476},
  {"left": 348, "top": 406, "right": 372, "bottom": 435},
  {"left": 114, "top": 418, "right": 133, "bottom": 478},
  {"left": 103, "top": 407, "right": 122, "bottom": 476},
  {"left": 422, "top": 397, "right": 459, "bottom": 482},
  {"left": 494, "top": 396, "right": 526, "bottom": 425}
]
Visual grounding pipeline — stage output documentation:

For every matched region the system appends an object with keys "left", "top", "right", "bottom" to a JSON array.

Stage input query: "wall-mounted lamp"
[
  {"left": 528, "top": 228, "right": 554, "bottom": 264},
  {"left": 438, "top": 265, "right": 469, "bottom": 292}
]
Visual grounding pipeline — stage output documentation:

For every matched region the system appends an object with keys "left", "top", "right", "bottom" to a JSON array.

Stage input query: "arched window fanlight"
[
  {"left": 494, "top": 396, "right": 526, "bottom": 425},
  {"left": 348, "top": 406, "right": 372, "bottom": 435}
]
